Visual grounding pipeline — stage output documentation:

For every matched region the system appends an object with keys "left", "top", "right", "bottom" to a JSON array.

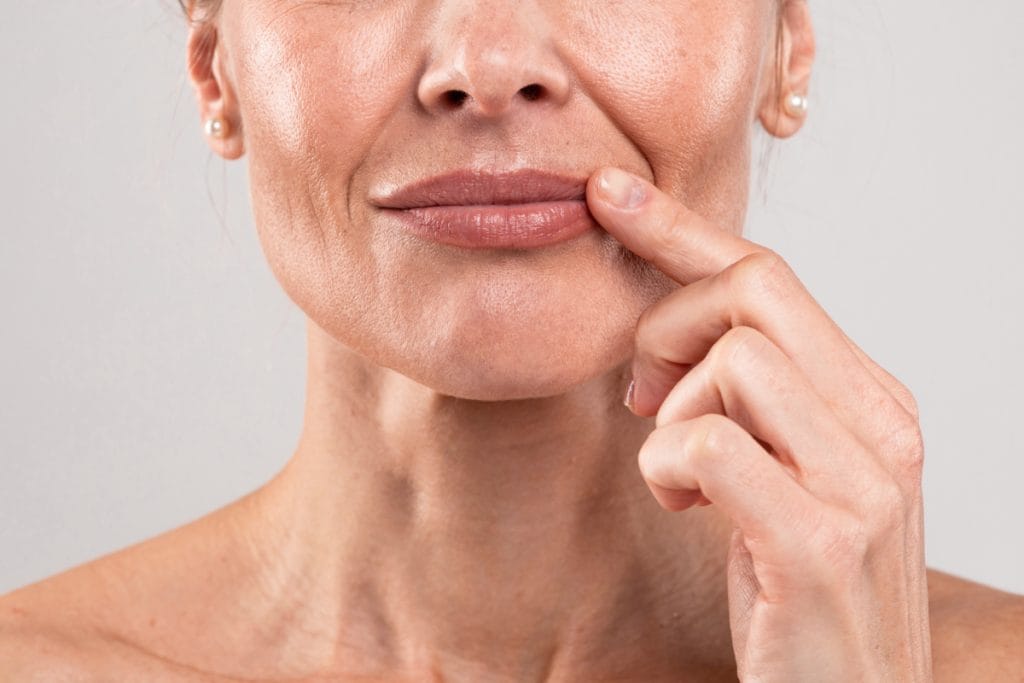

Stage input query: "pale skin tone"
[{"left": 2, "top": 0, "right": 1023, "bottom": 680}]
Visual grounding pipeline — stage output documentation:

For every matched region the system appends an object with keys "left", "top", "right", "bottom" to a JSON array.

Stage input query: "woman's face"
[{"left": 209, "top": 0, "right": 787, "bottom": 400}]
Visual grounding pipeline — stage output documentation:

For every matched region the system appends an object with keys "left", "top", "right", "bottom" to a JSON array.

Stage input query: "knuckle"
[
  {"left": 638, "top": 426, "right": 679, "bottom": 485},
  {"left": 727, "top": 249, "right": 796, "bottom": 303},
  {"left": 894, "top": 384, "right": 921, "bottom": 421},
  {"left": 634, "top": 304, "right": 657, "bottom": 344},
  {"left": 708, "top": 326, "right": 770, "bottom": 377},
  {"left": 636, "top": 439, "right": 659, "bottom": 483},
  {"left": 684, "top": 414, "right": 733, "bottom": 467},
  {"left": 857, "top": 357, "right": 921, "bottom": 423},
  {"left": 879, "top": 417, "right": 926, "bottom": 479}
]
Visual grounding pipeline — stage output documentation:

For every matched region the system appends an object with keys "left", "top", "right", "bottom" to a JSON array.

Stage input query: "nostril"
[
  {"left": 520, "top": 84, "right": 543, "bottom": 101},
  {"left": 442, "top": 90, "right": 469, "bottom": 108},
  {"left": 436, "top": 84, "right": 545, "bottom": 112}
]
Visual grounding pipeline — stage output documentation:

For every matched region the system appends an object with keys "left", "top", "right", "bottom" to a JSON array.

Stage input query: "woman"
[{"left": 2, "top": 0, "right": 1022, "bottom": 679}]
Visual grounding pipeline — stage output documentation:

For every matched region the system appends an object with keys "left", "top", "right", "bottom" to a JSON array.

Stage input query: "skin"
[{"left": 2, "top": 0, "right": 1024, "bottom": 680}]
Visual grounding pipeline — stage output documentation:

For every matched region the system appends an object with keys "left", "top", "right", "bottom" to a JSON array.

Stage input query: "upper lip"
[{"left": 370, "top": 168, "right": 588, "bottom": 209}]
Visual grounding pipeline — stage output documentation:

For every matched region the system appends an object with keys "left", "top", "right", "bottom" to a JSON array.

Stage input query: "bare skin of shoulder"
[{"left": 2, "top": 509, "right": 1022, "bottom": 682}]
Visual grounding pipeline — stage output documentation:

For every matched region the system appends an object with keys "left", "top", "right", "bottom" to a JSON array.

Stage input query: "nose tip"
[{"left": 416, "top": 8, "right": 570, "bottom": 120}]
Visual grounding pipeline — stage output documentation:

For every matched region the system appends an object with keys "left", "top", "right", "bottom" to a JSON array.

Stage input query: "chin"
[
  {"left": 370, "top": 280, "right": 640, "bottom": 402},
  {"left": 407, "top": 330, "right": 634, "bottom": 403},
  {"left": 293, "top": 231, "right": 678, "bottom": 402}
]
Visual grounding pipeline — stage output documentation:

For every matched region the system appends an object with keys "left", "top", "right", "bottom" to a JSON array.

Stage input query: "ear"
[
  {"left": 757, "top": 0, "right": 816, "bottom": 139},
  {"left": 187, "top": 15, "right": 244, "bottom": 159}
]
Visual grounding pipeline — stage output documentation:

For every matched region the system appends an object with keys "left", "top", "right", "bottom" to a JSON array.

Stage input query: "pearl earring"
[
  {"left": 783, "top": 92, "right": 809, "bottom": 118},
  {"left": 204, "top": 117, "right": 226, "bottom": 138}
]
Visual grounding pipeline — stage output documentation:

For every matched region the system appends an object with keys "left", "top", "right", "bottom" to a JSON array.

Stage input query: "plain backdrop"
[{"left": 2, "top": 2, "right": 1022, "bottom": 596}]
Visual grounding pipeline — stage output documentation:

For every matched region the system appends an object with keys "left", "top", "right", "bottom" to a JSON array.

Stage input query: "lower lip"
[{"left": 384, "top": 200, "right": 596, "bottom": 249}]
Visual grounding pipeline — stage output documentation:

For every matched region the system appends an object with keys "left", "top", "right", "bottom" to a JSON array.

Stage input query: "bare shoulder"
[
  {"left": 0, "top": 547, "right": 116, "bottom": 680},
  {"left": 0, "top": 500, "right": 257, "bottom": 681},
  {"left": 927, "top": 567, "right": 1024, "bottom": 681},
  {"left": 0, "top": 586, "right": 379, "bottom": 683},
  {"left": 0, "top": 606, "right": 230, "bottom": 682},
  {"left": 0, "top": 555, "right": 213, "bottom": 682},
  {"left": 0, "top": 602, "right": 90, "bottom": 682}
]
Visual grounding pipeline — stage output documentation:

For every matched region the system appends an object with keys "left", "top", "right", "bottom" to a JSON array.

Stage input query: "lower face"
[{"left": 219, "top": 0, "right": 776, "bottom": 400}]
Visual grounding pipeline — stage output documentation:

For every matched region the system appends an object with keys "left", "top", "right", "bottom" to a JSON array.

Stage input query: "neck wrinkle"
[{"left": 241, "top": 319, "right": 735, "bottom": 679}]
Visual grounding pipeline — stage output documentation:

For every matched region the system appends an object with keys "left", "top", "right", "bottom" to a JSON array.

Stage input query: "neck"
[{"left": 244, "top": 320, "right": 735, "bottom": 680}]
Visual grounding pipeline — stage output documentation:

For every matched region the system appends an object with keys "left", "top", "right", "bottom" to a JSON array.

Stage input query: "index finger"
[
  {"left": 586, "top": 166, "right": 766, "bottom": 284},
  {"left": 587, "top": 166, "right": 921, "bottom": 428}
]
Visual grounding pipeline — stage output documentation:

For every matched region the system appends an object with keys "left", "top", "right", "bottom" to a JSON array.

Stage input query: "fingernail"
[
  {"left": 623, "top": 379, "right": 636, "bottom": 412},
  {"left": 598, "top": 168, "right": 645, "bottom": 209}
]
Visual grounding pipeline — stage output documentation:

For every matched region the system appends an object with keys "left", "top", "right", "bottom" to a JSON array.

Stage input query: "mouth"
[{"left": 370, "top": 168, "right": 597, "bottom": 250}]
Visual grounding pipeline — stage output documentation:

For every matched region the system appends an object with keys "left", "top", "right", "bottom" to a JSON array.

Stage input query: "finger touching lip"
[{"left": 586, "top": 166, "right": 767, "bottom": 284}]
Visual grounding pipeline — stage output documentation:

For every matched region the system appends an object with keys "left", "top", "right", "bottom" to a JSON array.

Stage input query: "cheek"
[
  {"left": 233, "top": 5, "right": 416, "bottom": 160},
  {"left": 570, "top": 2, "right": 771, "bottom": 225},
  {"left": 226, "top": 4, "right": 420, "bottom": 309}
]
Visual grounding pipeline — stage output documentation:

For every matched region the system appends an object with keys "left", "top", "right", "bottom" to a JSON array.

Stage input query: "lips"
[
  {"left": 370, "top": 168, "right": 588, "bottom": 209},
  {"left": 370, "top": 168, "right": 598, "bottom": 249}
]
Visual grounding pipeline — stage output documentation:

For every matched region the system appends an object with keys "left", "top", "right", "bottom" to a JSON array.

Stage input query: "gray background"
[{"left": 2, "top": 2, "right": 1022, "bottom": 595}]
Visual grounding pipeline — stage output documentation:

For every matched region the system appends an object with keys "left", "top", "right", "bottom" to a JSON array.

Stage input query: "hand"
[{"left": 586, "top": 167, "right": 932, "bottom": 681}]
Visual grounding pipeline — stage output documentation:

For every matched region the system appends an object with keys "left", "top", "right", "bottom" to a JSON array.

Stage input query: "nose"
[{"left": 417, "top": 1, "right": 571, "bottom": 120}]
